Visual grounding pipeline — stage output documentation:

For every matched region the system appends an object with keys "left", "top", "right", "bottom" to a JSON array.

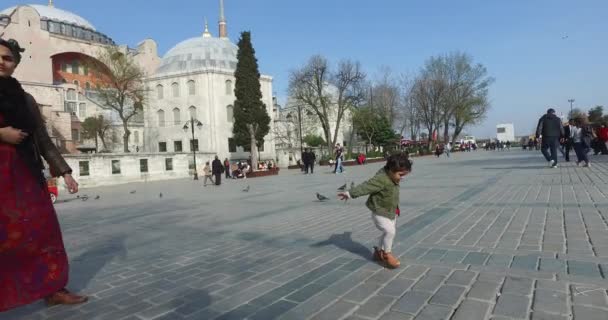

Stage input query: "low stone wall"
[
  {"left": 61, "top": 152, "right": 213, "bottom": 189},
  {"left": 247, "top": 168, "right": 280, "bottom": 178}
]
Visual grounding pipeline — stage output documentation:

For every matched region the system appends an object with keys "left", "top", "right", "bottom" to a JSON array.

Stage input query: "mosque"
[{"left": 0, "top": 0, "right": 276, "bottom": 163}]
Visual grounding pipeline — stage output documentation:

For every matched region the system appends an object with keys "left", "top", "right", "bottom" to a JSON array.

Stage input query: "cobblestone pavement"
[{"left": 3, "top": 151, "right": 608, "bottom": 320}]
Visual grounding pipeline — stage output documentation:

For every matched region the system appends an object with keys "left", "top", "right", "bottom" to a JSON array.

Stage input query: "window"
[
  {"left": 190, "top": 139, "right": 199, "bottom": 152},
  {"left": 172, "top": 82, "right": 179, "bottom": 97},
  {"left": 73, "top": 80, "right": 80, "bottom": 87},
  {"left": 188, "top": 80, "right": 195, "bottom": 95},
  {"left": 79, "top": 92, "right": 85, "bottom": 101},
  {"left": 174, "top": 140, "right": 183, "bottom": 152},
  {"left": 133, "top": 131, "right": 139, "bottom": 144},
  {"left": 83, "top": 65, "right": 89, "bottom": 76},
  {"left": 78, "top": 103, "right": 86, "bottom": 119},
  {"left": 140, "top": 159, "right": 149, "bottom": 173},
  {"left": 79, "top": 161, "right": 90, "bottom": 176},
  {"left": 226, "top": 105, "right": 234, "bottom": 122},
  {"left": 71, "top": 61, "right": 79, "bottom": 75},
  {"left": 61, "top": 62, "right": 67, "bottom": 72},
  {"left": 188, "top": 106, "right": 197, "bottom": 118},
  {"left": 165, "top": 158, "right": 173, "bottom": 171},
  {"left": 225, "top": 80, "right": 232, "bottom": 95},
  {"left": 228, "top": 138, "right": 237, "bottom": 153},
  {"left": 66, "top": 89, "right": 76, "bottom": 100},
  {"left": 173, "top": 108, "right": 181, "bottom": 125},
  {"left": 66, "top": 102, "right": 77, "bottom": 114},
  {"left": 157, "top": 109, "right": 165, "bottom": 127},
  {"left": 497, "top": 127, "right": 506, "bottom": 133},
  {"left": 71, "top": 129, "right": 79, "bottom": 142},
  {"left": 158, "top": 142, "right": 167, "bottom": 152},
  {"left": 111, "top": 160, "right": 121, "bottom": 174},
  {"left": 156, "top": 84, "right": 164, "bottom": 99}
]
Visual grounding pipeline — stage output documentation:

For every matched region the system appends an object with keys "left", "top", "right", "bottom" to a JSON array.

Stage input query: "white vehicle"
[{"left": 462, "top": 136, "right": 476, "bottom": 145}]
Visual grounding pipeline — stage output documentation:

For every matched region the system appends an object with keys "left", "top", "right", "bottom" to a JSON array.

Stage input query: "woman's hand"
[
  {"left": 63, "top": 174, "right": 79, "bottom": 194},
  {"left": 0, "top": 126, "right": 28, "bottom": 144},
  {"left": 337, "top": 192, "right": 351, "bottom": 201}
]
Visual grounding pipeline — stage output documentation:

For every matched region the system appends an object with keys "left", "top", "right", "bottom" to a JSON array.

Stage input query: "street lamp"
[
  {"left": 568, "top": 99, "right": 575, "bottom": 116},
  {"left": 183, "top": 116, "right": 204, "bottom": 180}
]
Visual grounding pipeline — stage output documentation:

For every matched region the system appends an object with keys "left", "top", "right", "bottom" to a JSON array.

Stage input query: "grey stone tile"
[
  {"left": 573, "top": 305, "right": 608, "bottom": 320},
  {"left": 414, "top": 304, "right": 453, "bottom": 320},
  {"left": 493, "top": 293, "right": 531, "bottom": 319},
  {"left": 412, "top": 275, "right": 446, "bottom": 293},
  {"left": 277, "top": 292, "right": 338, "bottom": 320},
  {"left": 355, "top": 295, "right": 396, "bottom": 318},
  {"left": 446, "top": 271, "right": 477, "bottom": 286},
  {"left": 379, "top": 311, "right": 414, "bottom": 320},
  {"left": 440, "top": 250, "right": 468, "bottom": 264},
  {"left": 378, "top": 278, "right": 415, "bottom": 297},
  {"left": 536, "top": 280, "right": 567, "bottom": 293},
  {"left": 452, "top": 299, "right": 491, "bottom": 320},
  {"left": 429, "top": 285, "right": 466, "bottom": 307},
  {"left": 532, "top": 289, "right": 568, "bottom": 314},
  {"left": 568, "top": 260, "right": 602, "bottom": 278},
  {"left": 285, "top": 283, "right": 327, "bottom": 303},
  {"left": 571, "top": 285, "right": 608, "bottom": 308},
  {"left": 311, "top": 300, "right": 358, "bottom": 320},
  {"left": 399, "top": 265, "right": 429, "bottom": 280},
  {"left": 462, "top": 252, "right": 490, "bottom": 265},
  {"left": 511, "top": 255, "right": 539, "bottom": 270},
  {"left": 486, "top": 254, "right": 513, "bottom": 268},
  {"left": 539, "top": 258, "right": 566, "bottom": 273},
  {"left": 502, "top": 276, "right": 535, "bottom": 296},
  {"left": 343, "top": 282, "right": 383, "bottom": 303},
  {"left": 249, "top": 300, "right": 298, "bottom": 320},
  {"left": 531, "top": 311, "right": 569, "bottom": 320},
  {"left": 391, "top": 291, "right": 432, "bottom": 315},
  {"left": 468, "top": 281, "right": 501, "bottom": 301}
]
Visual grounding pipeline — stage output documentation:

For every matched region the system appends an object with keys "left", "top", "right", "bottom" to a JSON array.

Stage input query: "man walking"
[
  {"left": 536, "top": 108, "right": 564, "bottom": 168},
  {"left": 212, "top": 155, "right": 223, "bottom": 185},
  {"left": 563, "top": 119, "right": 575, "bottom": 162},
  {"left": 445, "top": 142, "right": 451, "bottom": 158}
]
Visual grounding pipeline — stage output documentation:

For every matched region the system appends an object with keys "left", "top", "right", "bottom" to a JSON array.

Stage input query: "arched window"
[
  {"left": 73, "top": 80, "right": 80, "bottom": 87},
  {"left": 189, "top": 106, "right": 197, "bottom": 119},
  {"left": 226, "top": 105, "right": 234, "bottom": 122},
  {"left": 157, "top": 109, "right": 165, "bottom": 127},
  {"left": 156, "top": 84, "right": 164, "bottom": 99},
  {"left": 173, "top": 107, "right": 181, "bottom": 125},
  {"left": 172, "top": 82, "right": 179, "bottom": 97},
  {"left": 66, "top": 89, "right": 77, "bottom": 100},
  {"left": 187, "top": 80, "right": 195, "bottom": 95},
  {"left": 225, "top": 80, "right": 232, "bottom": 95}
]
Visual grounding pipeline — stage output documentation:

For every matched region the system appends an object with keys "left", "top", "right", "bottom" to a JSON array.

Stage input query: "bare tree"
[
  {"left": 289, "top": 55, "right": 366, "bottom": 155},
  {"left": 89, "top": 46, "right": 146, "bottom": 153}
]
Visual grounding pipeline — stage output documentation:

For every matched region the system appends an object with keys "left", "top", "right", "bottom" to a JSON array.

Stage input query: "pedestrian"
[
  {"left": 223, "top": 158, "right": 231, "bottom": 179},
  {"left": 212, "top": 155, "right": 223, "bottom": 185},
  {"left": 338, "top": 153, "right": 413, "bottom": 269},
  {"left": 334, "top": 144, "right": 344, "bottom": 174},
  {"left": 302, "top": 148, "right": 310, "bottom": 174},
  {"left": 445, "top": 142, "right": 451, "bottom": 158},
  {"left": 598, "top": 123, "right": 608, "bottom": 155},
  {"left": 307, "top": 148, "right": 316, "bottom": 174},
  {"left": 0, "top": 38, "right": 88, "bottom": 311},
  {"left": 573, "top": 117, "right": 593, "bottom": 167},
  {"left": 202, "top": 161, "right": 214, "bottom": 186},
  {"left": 562, "top": 119, "right": 575, "bottom": 162},
  {"left": 536, "top": 108, "right": 564, "bottom": 168}
]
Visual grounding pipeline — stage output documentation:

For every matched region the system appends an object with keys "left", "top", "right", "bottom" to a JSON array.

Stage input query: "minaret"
[
  {"left": 48, "top": 0, "right": 54, "bottom": 7},
  {"left": 219, "top": 0, "right": 228, "bottom": 38},
  {"left": 202, "top": 18, "right": 212, "bottom": 38}
]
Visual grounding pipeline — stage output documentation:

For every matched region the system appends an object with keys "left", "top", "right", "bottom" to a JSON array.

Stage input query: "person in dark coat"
[
  {"left": 562, "top": 119, "right": 575, "bottom": 162},
  {"left": 305, "top": 148, "right": 316, "bottom": 174},
  {"left": 536, "top": 108, "right": 565, "bottom": 168},
  {"left": 212, "top": 155, "right": 223, "bottom": 185}
]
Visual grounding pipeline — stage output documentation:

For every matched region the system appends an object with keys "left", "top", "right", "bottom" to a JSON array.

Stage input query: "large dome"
[
  {"left": 155, "top": 36, "right": 237, "bottom": 76},
  {"left": 0, "top": 4, "right": 96, "bottom": 30}
]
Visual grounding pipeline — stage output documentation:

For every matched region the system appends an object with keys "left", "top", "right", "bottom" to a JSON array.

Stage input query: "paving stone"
[
  {"left": 493, "top": 293, "right": 531, "bottom": 319},
  {"left": 502, "top": 276, "right": 535, "bottom": 296},
  {"left": 440, "top": 250, "right": 468, "bottom": 263},
  {"left": 572, "top": 305, "right": 608, "bottom": 320},
  {"left": 446, "top": 270, "right": 476, "bottom": 286},
  {"left": 536, "top": 280, "right": 567, "bottom": 293},
  {"left": 539, "top": 258, "right": 567, "bottom": 273},
  {"left": 429, "top": 285, "right": 466, "bottom": 306},
  {"left": 277, "top": 292, "right": 338, "bottom": 320},
  {"left": 531, "top": 311, "right": 569, "bottom": 320},
  {"left": 568, "top": 260, "right": 602, "bottom": 278},
  {"left": 311, "top": 300, "right": 358, "bottom": 320},
  {"left": 391, "top": 291, "right": 433, "bottom": 315},
  {"left": 468, "top": 281, "right": 501, "bottom": 301},
  {"left": 379, "top": 311, "right": 414, "bottom": 320},
  {"left": 285, "top": 283, "right": 327, "bottom": 303},
  {"left": 354, "top": 295, "right": 396, "bottom": 318},
  {"left": 462, "top": 252, "right": 490, "bottom": 265},
  {"left": 532, "top": 289, "right": 568, "bottom": 314},
  {"left": 571, "top": 285, "right": 608, "bottom": 308},
  {"left": 486, "top": 254, "right": 513, "bottom": 268},
  {"left": 343, "top": 282, "right": 383, "bottom": 303},
  {"left": 511, "top": 254, "right": 539, "bottom": 270},
  {"left": 420, "top": 249, "right": 448, "bottom": 261},
  {"left": 414, "top": 304, "right": 453, "bottom": 320},
  {"left": 378, "top": 278, "right": 415, "bottom": 297},
  {"left": 398, "top": 265, "right": 429, "bottom": 280},
  {"left": 451, "top": 299, "right": 491, "bottom": 320},
  {"left": 412, "top": 275, "right": 446, "bottom": 293}
]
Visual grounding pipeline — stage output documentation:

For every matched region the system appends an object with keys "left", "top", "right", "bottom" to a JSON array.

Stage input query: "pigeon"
[
  {"left": 159, "top": 193, "right": 163, "bottom": 198},
  {"left": 94, "top": 195, "right": 100, "bottom": 200},
  {"left": 316, "top": 193, "right": 330, "bottom": 202},
  {"left": 130, "top": 190, "right": 136, "bottom": 194},
  {"left": 242, "top": 185, "right": 250, "bottom": 192},
  {"left": 337, "top": 184, "right": 347, "bottom": 191},
  {"left": 81, "top": 196, "right": 89, "bottom": 201}
]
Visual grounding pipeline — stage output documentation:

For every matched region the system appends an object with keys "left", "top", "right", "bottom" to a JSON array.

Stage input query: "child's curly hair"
[{"left": 384, "top": 152, "right": 413, "bottom": 172}]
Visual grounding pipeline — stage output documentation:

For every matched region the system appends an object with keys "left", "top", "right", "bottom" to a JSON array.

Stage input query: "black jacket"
[
  {"left": 536, "top": 114, "right": 564, "bottom": 138},
  {"left": 212, "top": 159, "right": 223, "bottom": 174}
]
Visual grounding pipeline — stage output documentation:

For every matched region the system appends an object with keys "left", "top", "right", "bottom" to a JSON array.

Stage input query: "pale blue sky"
[{"left": 4, "top": 0, "right": 608, "bottom": 138}]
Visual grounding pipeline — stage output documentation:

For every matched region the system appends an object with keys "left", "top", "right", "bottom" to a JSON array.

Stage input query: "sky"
[{"left": 4, "top": 0, "right": 608, "bottom": 138}]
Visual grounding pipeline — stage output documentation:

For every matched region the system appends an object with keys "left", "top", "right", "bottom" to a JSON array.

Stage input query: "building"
[
  {"left": 496, "top": 123, "right": 515, "bottom": 142},
  {"left": 1, "top": 0, "right": 275, "bottom": 165}
]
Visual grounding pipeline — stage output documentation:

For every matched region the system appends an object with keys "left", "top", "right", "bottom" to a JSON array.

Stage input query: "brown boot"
[
  {"left": 382, "top": 251, "right": 401, "bottom": 269},
  {"left": 373, "top": 247, "right": 383, "bottom": 262},
  {"left": 45, "top": 288, "right": 88, "bottom": 306}
]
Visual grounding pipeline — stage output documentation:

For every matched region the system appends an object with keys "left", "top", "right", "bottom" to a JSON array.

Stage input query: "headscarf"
[{"left": 0, "top": 38, "right": 25, "bottom": 65}]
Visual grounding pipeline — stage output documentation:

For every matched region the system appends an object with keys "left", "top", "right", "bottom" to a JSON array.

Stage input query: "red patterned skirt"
[{"left": 0, "top": 119, "right": 69, "bottom": 311}]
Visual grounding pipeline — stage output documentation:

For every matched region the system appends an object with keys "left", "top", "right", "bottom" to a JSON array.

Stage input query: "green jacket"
[{"left": 350, "top": 169, "right": 400, "bottom": 220}]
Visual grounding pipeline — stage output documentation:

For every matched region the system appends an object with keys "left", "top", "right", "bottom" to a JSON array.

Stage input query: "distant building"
[{"left": 496, "top": 123, "right": 515, "bottom": 142}]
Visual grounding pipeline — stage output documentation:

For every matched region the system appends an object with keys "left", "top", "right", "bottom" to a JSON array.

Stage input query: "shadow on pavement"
[{"left": 311, "top": 231, "right": 372, "bottom": 261}]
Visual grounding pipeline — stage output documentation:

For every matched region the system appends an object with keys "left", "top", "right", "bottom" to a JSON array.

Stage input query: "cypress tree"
[{"left": 232, "top": 31, "right": 270, "bottom": 170}]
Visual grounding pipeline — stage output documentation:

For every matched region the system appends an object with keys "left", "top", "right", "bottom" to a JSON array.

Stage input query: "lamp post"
[
  {"left": 183, "top": 116, "right": 203, "bottom": 180},
  {"left": 568, "top": 99, "right": 575, "bottom": 116}
]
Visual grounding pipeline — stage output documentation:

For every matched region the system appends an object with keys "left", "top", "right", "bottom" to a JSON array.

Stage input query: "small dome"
[
  {"left": 155, "top": 36, "right": 237, "bottom": 76},
  {"left": 0, "top": 4, "right": 96, "bottom": 30}
]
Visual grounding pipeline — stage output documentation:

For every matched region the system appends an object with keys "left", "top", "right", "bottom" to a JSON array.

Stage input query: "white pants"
[{"left": 372, "top": 213, "right": 397, "bottom": 253}]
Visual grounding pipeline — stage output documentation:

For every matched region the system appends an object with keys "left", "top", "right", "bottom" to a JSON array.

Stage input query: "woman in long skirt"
[{"left": 0, "top": 39, "right": 87, "bottom": 311}]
